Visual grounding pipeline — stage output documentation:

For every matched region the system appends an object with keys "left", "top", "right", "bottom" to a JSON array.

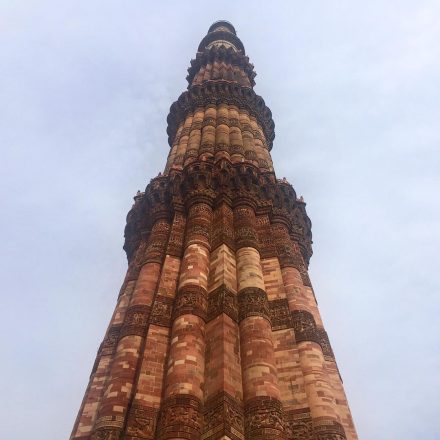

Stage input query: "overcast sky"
[{"left": 1, "top": 1, "right": 439, "bottom": 439}]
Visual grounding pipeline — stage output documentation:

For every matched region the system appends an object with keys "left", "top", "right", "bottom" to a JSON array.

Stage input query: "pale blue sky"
[{"left": 1, "top": 1, "right": 439, "bottom": 439}]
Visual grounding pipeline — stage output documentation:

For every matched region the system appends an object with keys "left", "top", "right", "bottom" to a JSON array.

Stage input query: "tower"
[{"left": 71, "top": 21, "right": 357, "bottom": 440}]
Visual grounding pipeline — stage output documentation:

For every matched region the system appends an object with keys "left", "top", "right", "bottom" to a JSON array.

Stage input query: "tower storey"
[{"left": 71, "top": 21, "right": 358, "bottom": 440}]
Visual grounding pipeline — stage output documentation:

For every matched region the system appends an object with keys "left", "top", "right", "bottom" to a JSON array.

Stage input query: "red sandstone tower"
[{"left": 71, "top": 21, "right": 357, "bottom": 440}]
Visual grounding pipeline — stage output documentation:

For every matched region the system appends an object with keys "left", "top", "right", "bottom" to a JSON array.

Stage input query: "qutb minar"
[{"left": 71, "top": 21, "right": 358, "bottom": 440}]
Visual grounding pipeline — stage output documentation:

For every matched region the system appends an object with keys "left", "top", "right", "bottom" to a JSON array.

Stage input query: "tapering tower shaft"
[{"left": 71, "top": 21, "right": 357, "bottom": 440}]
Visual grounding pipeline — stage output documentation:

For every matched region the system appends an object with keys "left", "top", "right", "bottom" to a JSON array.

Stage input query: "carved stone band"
[
  {"left": 291, "top": 310, "right": 319, "bottom": 344},
  {"left": 120, "top": 305, "right": 151, "bottom": 339},
  {"left": 173, "top": 285, "right": 208, "bottom": 321},
  {"left": 291, "top": 310, "right": 334, "bottom": 359},
  {"left": 238, "top": 287, "right": 270, "bottom": 323},
  {"left": 203, "top": 391, "right": 244, "bottom": 440},
  {"left": 150, "top": 295, "right": 174, "bottom": 328},
  {"left": 186, "top": 45, "right": 256, "bottom": 87},
  {"left": 166, "top": 213, "right": 186, "bottom": 258},
  {"left": 313, "top": 419, "right": 347, "bottom": 440},
  {"left": 300, "top": 268, "right": 312, "bottom": 287},
  {"left": 159, "top": 395, "right": 203, "bottom": 440},
  {"left": 91, "top": 415, "right": 124, "bottom": 440},
  {"left": 235, "top": 226, "right": 259, "bottom": 250},
  {"left": 98, "top": 324, "right": 122, "bottom": 356},
  {"left": 143, "top": 220, "right": 171, "bottom": 264},
  {"left": 284, "top": 408, "right": 313, "bottom": 440},
  {"left": 244, "top": 396, "right": 286, "bottom": 440},
  {"left": 234, "top": 205, "right": 259, "bottom": 250},
  {"left": 269, "top": 299, "right": 292, "bottom": 331},
  {"left": 317, "top": 329, "right": 334, "bottom": 358},
  {"left": 125, "top": 404, "right": 158, "bottom": 440},
  {"left": 90, "top": 428, "right": 122, "bottom": 440},
  {"left": 167, "top": 81, "right": 275, "bottom": 150},
  {"left": 207, "top": 284, "right": 239, "bottom": 323}
]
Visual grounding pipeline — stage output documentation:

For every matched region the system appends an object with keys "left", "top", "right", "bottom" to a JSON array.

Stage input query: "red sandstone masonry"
[
  {"left": 71, "top": 278, "right": 137, "bottom": 439},
  {"left": 72, "top": 20, "right": 358, "bottom": 440},
  {"left": 326, "top": 359, "right": 358, "bottom": 440},
  {"left": 92, "top": 262, "right": 160, "bottom": 432},
  {"left": 260, "top": 257, "right": 309, "bottom": 420},
  {"left": 282, "top": 262, "right": 351, "bottom": 437},
  {"left": 234, "top": 202, "right": 286, "bottom": 440},
  {"left": 160, "top": 202, "right": 212, "bottom": 439},
  {"left": 123, "top": 255, "right": 182, "bottom": 439},
  {"left": 89, "top": 215, "right": 170, "bottom": 438},
  {"left": 203, "top": 242, "right": 244, "bottom": 439}
]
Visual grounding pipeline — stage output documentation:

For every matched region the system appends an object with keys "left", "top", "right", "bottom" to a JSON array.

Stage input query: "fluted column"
[
  {"left": 91, "top": 216, "right": 171, "bottom": 440},
  {"left": 123, "top": 211, "right": 186, "bottom": 440},
  {"left": 159, "top": 197, "right": 213, "bottom": 440},
  {"left": 203, "top": 201, "right": 245, "bottom": 440},
  {"left": 185, "top": 108, "right": 204, "bottom": 166},
  {"left": 228, "top": 105, "right": 245, "bottom": 163},
  {"left": 234, "top": 200, "right": 286, "bottom": 440},
  {"left": 70, "top": 269, "right": 138, "bottom": 439},
  {"left": 274, "top": 217, "right": 348, "bottom": 440},
  {"left": 200, "top": 105, "right": 216, "bottom": 160},
  {"left": 215, "top": 104, "right": 230, "bottom": 162}
]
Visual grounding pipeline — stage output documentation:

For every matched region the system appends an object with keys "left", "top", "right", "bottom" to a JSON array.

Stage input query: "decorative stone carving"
[
  {"left": 317, "top": 328, "right": 335, "bottom": 359},
  {"left": 198, "top": 28, "right": 245, "bottom": 53},
  {"left": 211, "top": 203, "right": 235, "bottom": 251},
  {"left": 173, "top": 285, "right": 208, "bottom": 321},
  {"left": 92, "top": 415, "right": 124, "bottom": 440},
  {"left": 123, "top": 164, "right": 313, "bottom": 266},
  {"left": 291, "top": 310, "right": 320, "bottom": 345},
  {"left": 300, "top": 268, "right": 312, "bottom": 288},
  {"left": 234, "top": 205, "right": 259, "bottom": 250},
  {"left": 284, "top": 409, "right": 313, "bottom": 440},
  {"left": 150, "top": 296, "right": 174, "bottom": 328},
  {"left": 186, "top": 45, "right": 256, "bottom": 87},
  {"left": 217, "top": 116, "right": 229, "bottom": 126},
  {"left": 144, "top": 220, "right": 171, "bottom": 264},
  {"left": 190, "top": 120, "right": 203, "bottom": 131},
  {"left": 230, "top": 144, "right": 245, "bottom": 156},
  {"left": 244, "top": 396, "right": 286, "bottom": 439},
  {"left": 215, "top": 142, "right": 229, "bottom": 154},
  {"left": 159, "top": 395, "right": 202, "bottom": 440},
  {"left": 181, "top": 127, "right": 191, "bottom": 137},
  {"left": 238, "top": 287, "right": 270, "bottom": 323},
  {"left": 207, "top": 284, "right": 238, "bottom": 323},
  {"left": 90, "top": 429, "right": 121, "bottom": 440},
  {"left": 166, "top": 212, "right": 186, "bottom": 258},
  {"left": 271, "top": 222, "right": 298, "bottom": 270},
  {"left": 203, "top": 392, "right": 244, "bottom": 440},
  {"left": 167, "top": 81, "right": 275, "bottom": 151},
  {"left": 98, "top": 324, "right": 122, "bottom": 356},
  {"left": 292, "top": 310, "right": 334, "bottom": 358},
  {"left": 269, "top": 299, "right": 292, "bottom": 330},
  {"left": 120, "top": 305, "right": 150, "bottom": 338},
  {"left": 202, "top": 117, "right": 216, "bottom": 128},
  {"left": 255, "top": 214, "right": 277, "bottom": 259},
  {"left": 125, "top": 404, "right": 158, "bottom": 439},
  {"left": 313, "top": 420, "right": 347, "bottom": 440},
  {"left": 200, "top": 146, "right": 215, "bottom": 157},
  {"left": 184, "top": 148, "right": 199, "bottom": 162}
]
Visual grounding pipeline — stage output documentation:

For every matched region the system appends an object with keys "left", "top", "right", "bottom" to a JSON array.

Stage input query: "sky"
[{"left": 1, "top": 1, "right": 439, "bottom": 439}]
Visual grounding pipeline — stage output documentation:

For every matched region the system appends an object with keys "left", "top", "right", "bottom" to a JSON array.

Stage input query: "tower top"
[
  {"left": 198, "top": 20, "right": 245, "bottom": 53},
  {"left": 208, "top": 20, "right": 236, "bottom": 35}
]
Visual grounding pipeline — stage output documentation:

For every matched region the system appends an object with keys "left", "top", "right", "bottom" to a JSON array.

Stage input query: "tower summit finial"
[
  {"left": 208, "top": 20, "right": 236, "bottom": 35},
  {"left": 198, "top": 20, "right": 244, "bottom": 53}
]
